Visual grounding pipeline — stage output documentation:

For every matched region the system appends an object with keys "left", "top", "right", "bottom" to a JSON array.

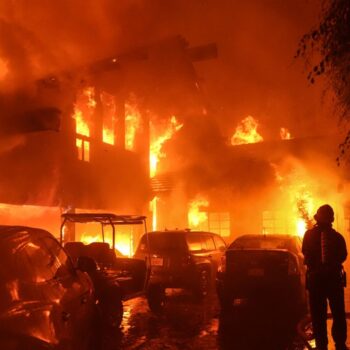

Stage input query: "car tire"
[
  {"left": 147, "top": 284, "right": 166, "bottom": 313},
  {"left": 99, "top": 296, "right": 123, "bottom": 330}
]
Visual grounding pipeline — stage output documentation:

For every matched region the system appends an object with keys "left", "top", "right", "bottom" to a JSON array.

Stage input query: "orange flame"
[
  {"left": 188, "top": 196, "right": 209, "bottom": 228},
  {"left": 150, "top": 116, "right": 183, "bottom": 178},
  {"left": 280, "top": 127, "right": 292, "bottom": 140},
  {"left": 79, "top": 232, "right": 133, "bottom": 257},
  {"left": 150, "top": 196, "right": 158, "bottom": 231},
  {"left": 231, "top": 116, "right": 263, "bottom": 145},
  {"left": 125, "top": 100, "right": 141, "bottom": 151},
  {"left": 0, "top": 58, "right": 8, "bottom": 80},
  {"left": 73, "top": 87, "right": 96, "bottom": 137},
  {"left": 101, "top": 92, "right": 116, "bottom": 145}
]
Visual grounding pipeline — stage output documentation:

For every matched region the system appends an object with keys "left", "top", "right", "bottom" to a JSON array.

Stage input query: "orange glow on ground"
[{"left": 150, "top": 116, "right": 183, "bottom": 178}]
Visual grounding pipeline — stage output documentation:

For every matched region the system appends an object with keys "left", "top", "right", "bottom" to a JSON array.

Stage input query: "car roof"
[
  {"left": 0, "top": 225, "right": 54, "bottom": 250},
  {"left": 234, "top": 234, "right": 299, "bottom": 240},
  {"left": 146, "top": 230, "right": 220, "bottom": 236}
]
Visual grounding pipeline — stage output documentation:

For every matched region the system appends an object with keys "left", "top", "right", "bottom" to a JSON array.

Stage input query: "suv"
[
  {"left": 217, "top": 234, "right": 307, "bottom": 321},
  {"left": 134, "top": 229, "right": 226, "bottom": 312}
]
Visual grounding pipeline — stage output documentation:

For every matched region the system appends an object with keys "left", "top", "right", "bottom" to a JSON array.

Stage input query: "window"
[
  {"left": 42, "top": 237, "right": 74, "bottom": 280},
  {"left": 76, "top": 138, "right": 90, "bottom": 162},
  {"left": 186, "top": 233, "right": 214, "bottom": 251},
  {"left": 16, "top": 241, "right": 56, "bottom": 283},
  {"left": 213, "top": 235, "right": 226, "bottom": 250},
  {"left": 203, "top": 234, "right": 215, "bottom": 251},
  {"left": 208, "top": 212, "right": 230, "bottom": 237}
]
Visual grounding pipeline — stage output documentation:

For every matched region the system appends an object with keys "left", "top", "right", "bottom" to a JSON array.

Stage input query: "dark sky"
[{"left": 0, "top": 0, "right": 331, "bottom": 140}]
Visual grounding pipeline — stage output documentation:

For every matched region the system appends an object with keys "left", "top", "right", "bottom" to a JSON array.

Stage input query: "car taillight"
[
  {"left": 218, "top": 255, "right": 226, "bottom": 273},
  {"left": 288, "top": 255, "right": 299, "bottom": 275}
]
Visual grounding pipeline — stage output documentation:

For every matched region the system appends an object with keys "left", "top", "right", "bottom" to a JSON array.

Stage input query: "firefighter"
[{"left": 302, "top": 204, "right": 348, "bottom": 350}]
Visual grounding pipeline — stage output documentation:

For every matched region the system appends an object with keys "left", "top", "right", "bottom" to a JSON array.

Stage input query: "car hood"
[{"left": 0, "top": 300, "right": 59, "bottom": 346}]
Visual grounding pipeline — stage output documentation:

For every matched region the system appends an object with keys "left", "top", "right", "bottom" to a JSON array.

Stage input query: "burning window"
[
  {"left": 101, "top": 91, "right": 116, "bottom": 145},
  {"left": 72, "top": 87, "right": 95, "bottom": 162},
  {"left": 125, "top": 97, "right": 141, "bottom": 151},
  {"left": 208, "top": 212, "right": 230, "bottom": 237}
]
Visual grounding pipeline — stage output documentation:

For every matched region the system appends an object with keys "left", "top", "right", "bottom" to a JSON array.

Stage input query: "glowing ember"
[
  {"left": 101, "top": 92, "right": 116, "bottom": 145},
  {"left": 125, "top": 100, "right": 141, "bottom": 151},
  {"left": 188, "top": 196, "right": 209, "bottom": 228},
  {"left": 150, "top": 116, "right": 183, "bottom": 178},
  {"left": 231, "top": 116, "right": 263, "bottom": 145},
  {"left": 280, "top": 127, "right": 292, "bottom": 140}
]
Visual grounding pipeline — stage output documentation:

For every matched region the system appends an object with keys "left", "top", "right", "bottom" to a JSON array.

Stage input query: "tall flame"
[
  {"left": 150, "top": 116, "right": 183, "bottom": 178},
  {"left": 125, "top": 101, "right": 141, "bottom": 151},
  {"left": 188, "top": 196, "right": 209, "bottom": 228},
  {"left": 73, "top": 87, "right": 96, "bottom": 137},
  {"left": 101, "top": 92, "right": 116, "bottom": 145},
  {"left": 231, "top": 116, "right": 263, "bottom": 145}
]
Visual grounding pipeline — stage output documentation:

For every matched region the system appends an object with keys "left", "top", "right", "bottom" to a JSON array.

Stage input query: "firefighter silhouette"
[{"left": 302, "top": 204, "right": 348, "bottom": 350}]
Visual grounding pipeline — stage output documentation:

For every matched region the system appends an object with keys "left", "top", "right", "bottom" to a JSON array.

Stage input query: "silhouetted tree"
[{"left": 297, "top": 0, "right": 350, "bottom": 160}]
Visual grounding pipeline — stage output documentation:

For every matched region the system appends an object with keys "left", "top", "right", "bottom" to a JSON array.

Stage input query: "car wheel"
[{"left": 147, "top": 284, "right": 165, "bottom": 313}]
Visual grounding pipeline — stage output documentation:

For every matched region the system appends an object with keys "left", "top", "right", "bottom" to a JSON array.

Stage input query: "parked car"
[
  {"left": 0, "top": 225, "right": 96, "bottom": 350},
  {"left": 134, "top": 229, "right": 227, "bottom": 312},
  {"left": 217, "top": 234, "right": 307, "bottom": 321},
  {"left": 60, "top": 213, "right": 149, "bottom": 328}
]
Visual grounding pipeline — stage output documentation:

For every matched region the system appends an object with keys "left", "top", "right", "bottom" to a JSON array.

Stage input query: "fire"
[
  {"left": 150, "top": 196, "right": 158, "bottom": 231},
  {"left": 0, "top": 58, "right": 8, "bottom": 80},
  {"left": 188, "top": 196, "right": 209, "bottom": 228},
  {"left": 231, "top": 116, "right": 263, "bottom": 145},
  {"left": 294, "top": 188, "right": 314, "bottom": 237},
  {"left": 125, "top": 100, "right": 141, "bottom": 151},
  {"left": 150, "top": 116, "right": 183, "bottom": 178},
  {"left": 80, "top": 232, "right": 133, "bottom": 257},
  {"left": 73, "top": 87, "right": 96, "bottom": 137},
  {"left": 280, "top": 127, "right": 292, "bottom": 140},
  {"left": 101, "top": 91, "right": 116, "bottom": 145}
]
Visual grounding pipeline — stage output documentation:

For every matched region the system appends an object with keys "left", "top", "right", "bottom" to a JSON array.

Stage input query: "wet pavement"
[{"left": 102, "top": 289, "right": 305, "bottom": 350}]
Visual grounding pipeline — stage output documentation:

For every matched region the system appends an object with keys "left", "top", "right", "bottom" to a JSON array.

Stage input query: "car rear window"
[
  {"left": 138, "top": 233, "right": 187, "bottom": 253},
  {"left": 230, "top": 236, "right": 295, "bottom": 252}
]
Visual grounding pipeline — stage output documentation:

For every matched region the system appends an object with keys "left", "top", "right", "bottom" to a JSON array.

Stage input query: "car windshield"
[
  {"left": 146, "top": 233, "right": 186, "bottom": 252},
  {"left": 230, "top": 236, "right": 294, "bottom": 251}
]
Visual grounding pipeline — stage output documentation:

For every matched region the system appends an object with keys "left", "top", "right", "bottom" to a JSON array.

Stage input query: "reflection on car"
[
  {"left": 134, "top": 229, "right": 226, "bottom": 312},
  {"left": 217, "top": 234, "right": 307, "bottom": 322},
  {"left": 0, "top": 225, "right": 96, "bottom": 350}
]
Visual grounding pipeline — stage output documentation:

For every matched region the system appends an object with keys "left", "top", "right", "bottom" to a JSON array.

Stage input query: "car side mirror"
[
  {"left": 219, "top": 246, "right": 226, "bottom": 252},
  {"left": 76, "top": 256, "right": 97, "bottom": 273}
]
